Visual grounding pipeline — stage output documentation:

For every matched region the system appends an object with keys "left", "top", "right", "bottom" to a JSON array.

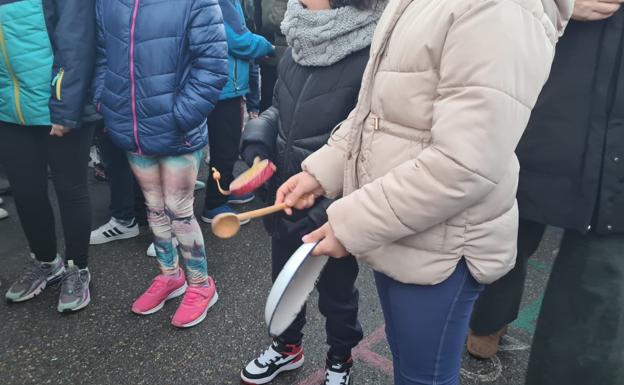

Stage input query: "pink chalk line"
[{"left": 295, "top": 325, "right": 393, "bottom": 385}]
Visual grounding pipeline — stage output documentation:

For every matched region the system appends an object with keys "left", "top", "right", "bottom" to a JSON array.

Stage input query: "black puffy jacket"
[
  {"left": 241, "top": 47, "right": 369, "bottom": 238},
  {"left": 517, "top": 13, "right": 624, "bottom": 235}
]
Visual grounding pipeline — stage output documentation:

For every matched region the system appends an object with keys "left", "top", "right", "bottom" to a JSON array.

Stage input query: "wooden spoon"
[
  {"left": 211, "top": 203, "right": 289, "bottom": 239},
  {"left": 211, "top": 196, "right": 312, "bottom": 239}
]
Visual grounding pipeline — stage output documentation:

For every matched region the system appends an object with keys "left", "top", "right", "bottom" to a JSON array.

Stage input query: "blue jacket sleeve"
[
  {"left": 173, "top": 0, "right": 229, "bottom": 132},
  {"left": 246, "top": 61, "right": 261, "bottom": 113},
  {"left": 93, "top": 0, "right": 106, "bottom": 109},
  {"left": 48, "top": 0, "right": 96, "bottom": 129},
  {"left": 220, "top": 0, "right": 274, "bottom": 59}
]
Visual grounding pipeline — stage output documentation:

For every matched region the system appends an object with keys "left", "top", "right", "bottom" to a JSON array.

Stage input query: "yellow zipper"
[
  {"left": 52, "top": 68, "right": 64, "bottom": 101},
  {"left": 0, "top": 21, "right": 26, "bottom": 125}
]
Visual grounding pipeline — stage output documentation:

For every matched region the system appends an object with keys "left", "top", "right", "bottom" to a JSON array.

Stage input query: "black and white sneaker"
[
  {"left": 323, "top": 356, "right": 353, "bottom": 385},
  {"left": 90, "top": 217, "right": 139, "bottom": 245},
  {"left": 241, "top": 340, "right": 304, "bottom": 384}
]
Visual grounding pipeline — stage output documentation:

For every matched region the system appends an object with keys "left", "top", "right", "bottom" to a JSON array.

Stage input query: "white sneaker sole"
[
  {"left": 146, "top": 238, "right": 178, "bottom": 258},
  {"left": 58, "top": 289, "right": 91, "bottom": 313},
  {"left": 133, "top": 282, "right": 188, "bottom": 315},
  {"left": 172, "top": 291, "right": 219, "bottom": 328},
  {"left": 228, "top": 196, "right": 255, "bottom": 205},
  {"left": 90, "top": 227, "right": 140, "bottom": 245},
  {"left": 240, "top": 355, "right": 305, "bottom": 385},
  {"left": 6, "top": 266, "right": 65, "bottom": 303}
]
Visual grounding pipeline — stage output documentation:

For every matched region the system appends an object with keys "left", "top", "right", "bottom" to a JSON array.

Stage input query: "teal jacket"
[
  {"left": 0, "top": 0, "right": 95, "bottom": 128},
  {"left": 218, "top": 0, "right": 274, "bottom": 100}
]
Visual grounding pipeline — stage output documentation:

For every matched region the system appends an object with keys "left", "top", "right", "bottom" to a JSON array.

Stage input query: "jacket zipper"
[
  {"left": 52, "top": 68, "right": 65, "bottom": 101},
  {"left": 0, "top": 22, "right": 25, "bottom": 125},
  {"left": 233, "top": 59, "right": 238, "bottom": 91},
  {"left": 129, "top": 0, "right": 142, "bottom": 154}
]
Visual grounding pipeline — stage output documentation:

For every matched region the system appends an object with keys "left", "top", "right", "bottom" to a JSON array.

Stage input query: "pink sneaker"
[
  {"left": 132, "top": 269, "right": 187, "bottom": 315},
  {"left": 171, "top": 276, "right": 218, "bottom": 328}
]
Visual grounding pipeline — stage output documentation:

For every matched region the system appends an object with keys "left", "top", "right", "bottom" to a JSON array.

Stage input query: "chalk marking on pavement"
[
  {"left": 497, "top": 334, "right": 530, "bottom": 352},
  {"left": 295, "top": 325, "right": 392, "bottom": 385},
  {"left": 460, "top": 355, "right": 503, "bottom": 383},
  {"left": 352, "top": 326, "right": 393, "bottom": 374},
  {"left": 528, "top": 258, "right": 549, "bottom": 273},
  {"left": 512, "top": 294, "right": 544, "bottom": 332},
  {"left": 460, "top": 333, "right": 529, "bottom": 382},
  {"left": 297, "top": 321, "right": 532, "bottom": 384}
]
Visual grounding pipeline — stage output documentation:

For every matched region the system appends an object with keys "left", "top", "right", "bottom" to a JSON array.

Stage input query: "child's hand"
[
  {"left": 50, "top": 124, "right": 71, "bottom": 137},
  {"left": 276, "top": 171, "right": 324, "bottom": 215},
  {"left": 572, "top": 0, "right": 624, "bottom": 21},
  {"left": 303, "top": 222, "right": 348, "bottom": 258}
]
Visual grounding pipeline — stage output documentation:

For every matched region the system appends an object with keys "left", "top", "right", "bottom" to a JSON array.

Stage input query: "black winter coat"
[
  {"left": 517, "top": 13, "right": 624, "bottom": 235},
  {"left": 241, "top": 47, "right": 369, "bottom": 238}
]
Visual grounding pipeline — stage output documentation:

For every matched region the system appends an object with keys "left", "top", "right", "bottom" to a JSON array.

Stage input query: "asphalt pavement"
[{"left": 0, "top": 162, "right": 562, "bottom": 385}]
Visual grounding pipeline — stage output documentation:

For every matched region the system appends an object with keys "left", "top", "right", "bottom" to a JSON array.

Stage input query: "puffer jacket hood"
[
  {"left": 93, "top": 0, "right": 228, "bottom": 156},
  {"left": 302, "top": 0, "right": 573, "bottom": 285}
]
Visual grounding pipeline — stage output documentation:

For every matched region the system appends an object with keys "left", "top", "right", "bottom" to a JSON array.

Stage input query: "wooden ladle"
[{"left": 211, "top": 202, "right": 290, "bottom": 239}]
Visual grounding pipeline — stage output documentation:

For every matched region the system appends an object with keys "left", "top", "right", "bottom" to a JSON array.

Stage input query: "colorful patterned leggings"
[{"left": 128, "top": 150, "right": 208, "bottom": 286}]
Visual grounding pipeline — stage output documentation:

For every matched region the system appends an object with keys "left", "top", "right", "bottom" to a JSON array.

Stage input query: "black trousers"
[
  {"left": 95, "top": 126, "right": 144, "bottom": 223},
  {"left": 272, "top": 236, "right": 364, "bottom": 357},
  {"left": 526, "top": 231, "right": 624, "bottom": 385},
  {"left": 470, "top": 219, "right": 546, "bottom": 334},
  {"left": 205, "top": 97, "right": 243, "bottom": 209},
  {"left": 0, "top": 121, "right": 93, "bottom": 268}
]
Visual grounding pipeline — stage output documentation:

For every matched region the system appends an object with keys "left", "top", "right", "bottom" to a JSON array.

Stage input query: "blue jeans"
[{"left": 374, "top": 260, "right": 483, "bottom": 385}]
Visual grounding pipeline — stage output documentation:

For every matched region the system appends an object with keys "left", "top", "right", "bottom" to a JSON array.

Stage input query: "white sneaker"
[
  {"left": 0, "top": 196, "right": 4, "bottom": 204},
  {"left": 90, "top": 217, "right": 139, "bottom": 245},
  {"left": 241, "top": 340, "right": 305, "bottom": 384},
  {"left": 0, "top": 208, "right": 7, "bottom": 220},
  {"left": 146, "top": 238, "right": 178, "bottom": 257}
]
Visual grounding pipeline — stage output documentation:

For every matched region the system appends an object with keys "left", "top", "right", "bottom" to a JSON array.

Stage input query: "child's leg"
[
  {"left": 48, "top": 126, "right": 94, "bottom": 269},
  {"left": 204, "top": 97, "right": 243, "bottom": 210},
  {"left": 160, "top": 150, "right": 208, "bottom": 286},
  {"left": 127, "top": 152, "right": 178, "bottom": 274},
  {"left": 317, "top": 255, "right": 364, "bottom": 358}
]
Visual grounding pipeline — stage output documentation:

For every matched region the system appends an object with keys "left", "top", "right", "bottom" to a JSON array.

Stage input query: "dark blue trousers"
[{"left": 375, "top": 260, "right": 483, "bottom": 385}]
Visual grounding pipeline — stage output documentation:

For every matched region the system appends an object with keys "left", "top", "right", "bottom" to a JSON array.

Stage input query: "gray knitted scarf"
[{"left": 281, "top": 0, "right": 385, "bottom": 67}]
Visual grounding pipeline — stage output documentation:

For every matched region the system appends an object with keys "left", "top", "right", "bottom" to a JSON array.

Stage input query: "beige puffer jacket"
[{"left": 302, "top": 0, "right": 573, "bottom": 285}]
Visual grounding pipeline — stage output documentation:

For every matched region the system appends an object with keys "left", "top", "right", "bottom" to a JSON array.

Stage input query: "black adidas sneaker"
[
  {"left": 241, "top": 339, "right": 304, "bottom": 384},
  {"left": 323, "top": 355, "right": 353, "bottom": 385}
]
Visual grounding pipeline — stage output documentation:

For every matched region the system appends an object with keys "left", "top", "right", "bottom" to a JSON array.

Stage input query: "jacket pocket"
[{"left": 51, "top": 68, "right": 65, "bottom": 101}]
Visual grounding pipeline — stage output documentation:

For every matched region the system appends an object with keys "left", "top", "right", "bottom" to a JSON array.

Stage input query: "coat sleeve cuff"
[
  {"left": 50, "top": 116, "right": 80, "bottom": 129},
  {"left": 302, "top": 144, "right": 345, "bottom": 199}
]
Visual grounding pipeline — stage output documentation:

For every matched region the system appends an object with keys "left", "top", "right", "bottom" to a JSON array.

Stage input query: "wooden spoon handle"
[
  {"left": 238, "top": 203, "right": 288, "bottom": 221},
  {"left": 212, "top": 167, "right": 231, "bottom": 195}
]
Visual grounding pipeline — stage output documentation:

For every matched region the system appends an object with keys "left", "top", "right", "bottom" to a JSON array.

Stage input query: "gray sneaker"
[
  {"left": 57, "top": 261, "right": 91, "bottom": 313},
  {"left": 5, "top": 255, "right": 64, "bottom": 302}
]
